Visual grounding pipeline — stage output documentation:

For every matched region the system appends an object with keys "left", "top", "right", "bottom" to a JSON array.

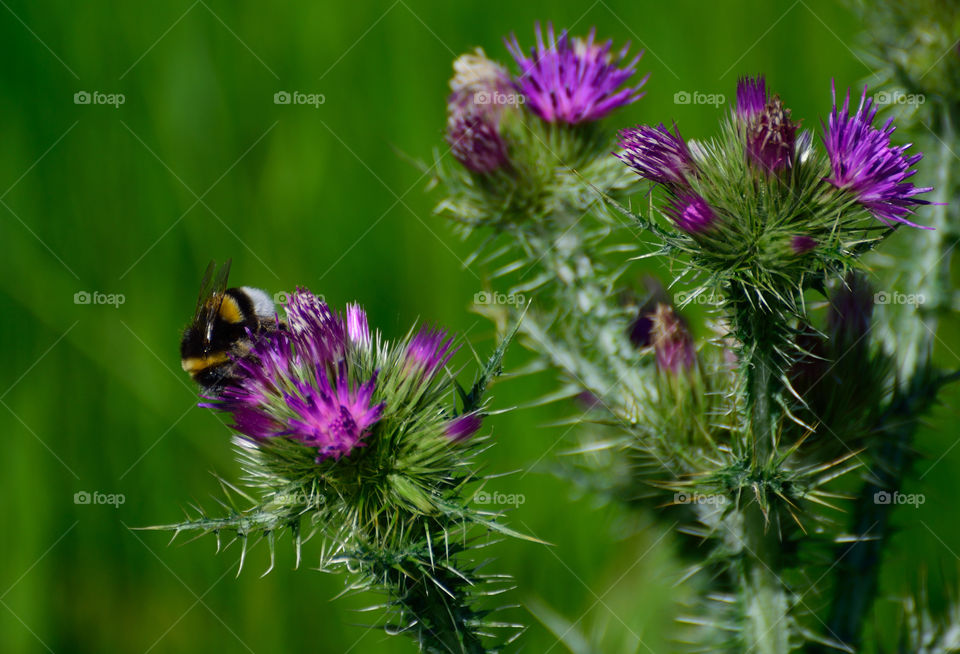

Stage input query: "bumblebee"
[{"left": 180, "top": 260, "right": 282, "bottom": 396}]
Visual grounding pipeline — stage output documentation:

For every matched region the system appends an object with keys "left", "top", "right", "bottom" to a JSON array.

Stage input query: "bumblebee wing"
[
  {"left": 192, "top": 260, "right": 216, "bottom": 321},
  {"left": 194, "top": 259, "right": 232, "bottom": 347}
]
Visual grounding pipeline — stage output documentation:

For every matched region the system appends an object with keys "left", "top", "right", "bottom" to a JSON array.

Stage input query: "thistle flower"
[
  {"left": 747, "top": 96, "right": 798, "bottom": 173},
  {"left": 214, "top": 292, "right": 384, "bottom": 461},
  {"left": 284, "top": 366, "right": 383, "bottom": 460},
  {"left": 448, "top": 48, "right": 514, "bottom": 121},
  {"left": 446, "top": 413, "right": 483, "bottom": 442},
  {"left": 346, "top": 302, "right": 371, "bottom": 348},
  {"left": 650, "top": 303, "right": 696, "bottom": 373},
  {"left": 616, "top": 123, "right": 695, "bottom": 186},
  {"left": 736, "top": 75, "right": 767, "bottom": 120},
  {"left": 822, "top": 84, "right": 933, "bottom": 228},
  {"left": 665, "top": 193, "right": 717, "bottom": 234},
  {"left": 505, "top": 23, "right": 648, "bottom": 124},
  {"left": 628, "top": 308, "right": 655, "bottom": 349},
  {"left": 405, "top": 326, "right": 456, "bottom": 380},
  {"left": 284, "top": 288, "right": 347, "bottom": 363},
  {"left": 446, "top": 112, "right": 509, "bottom": 174},
  {"left": 790, "top": 235, "right": 818, "bottom": 254},
  {"left": 627, "top": 278, "right": 671, "bottom": 349}
]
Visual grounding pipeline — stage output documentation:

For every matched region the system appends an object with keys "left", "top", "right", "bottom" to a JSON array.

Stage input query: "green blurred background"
[{"left": 1, "top": 1, "right": 957, "bottom": 652}]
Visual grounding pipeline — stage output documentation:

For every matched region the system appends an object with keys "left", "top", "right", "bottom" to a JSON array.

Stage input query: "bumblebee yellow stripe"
[
  {"left": 217, "top": 295, "right": 244, "bottom": 324},
  {"left": 182, "top": 352, "right": 230, "bottom": 372}
]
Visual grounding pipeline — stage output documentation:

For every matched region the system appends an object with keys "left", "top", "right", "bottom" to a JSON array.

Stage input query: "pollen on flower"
[
  {"left": 747, "top": 96, "right": 798, "bottom": 173},
  {"left": 448, "top": 48, "right": 514, "bottom": 121}
]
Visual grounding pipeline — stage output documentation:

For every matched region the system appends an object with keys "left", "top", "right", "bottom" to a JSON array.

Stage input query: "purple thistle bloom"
[
  {"left": 213, "top": 291, "right": 384, "bottom": 462},
  {"left": 446, "top": 112, "right": 509, "bottom": 175},
  {"left": 650, "top": 304, "right": 696, "bottom": 373},
  {"left": 790, "top": 235, "right": 818, "bottom": 254},
  {"left": 736, "top": 75, "right": 767, "bottom": 120},
  {"left": 822, "top": 84, "right": 933, "bottom": 228},
  {"left": 747, "top": 96, "right": 798, "bottom": 173},
  {"left": 665, "top": 193, "right": 717, "bottom": 234},
  {"left": 284, "top": 365, "right": 383, "bottom": 460},
  {"left": 446, "top": 413, "right": 482, "bottom": 442},
  {"left": 284, "top": 289, "right": 347, "bottom": 364},
  {"left": 346, "top": 303, "right": 370, "bottom": 348},
  {"left": 505, "top": 23, "right": 648, "bottom": 124},
  {"left": 405, "top": 326, "right": 456, "bottom": 379},
  {"left": 616, "top": 123, "right": 695, "bottom": 186}
]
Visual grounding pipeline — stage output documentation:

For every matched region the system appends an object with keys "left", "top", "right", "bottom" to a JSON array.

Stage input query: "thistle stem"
[
  {"left": 732, "top": 290, "right": 791, "bottom": 654},
  {"left": 381, "top": 553, "right": 488, "bottom": 654},
  {"left": 742, "top": 507, "right": 790, "bottom": 654}
]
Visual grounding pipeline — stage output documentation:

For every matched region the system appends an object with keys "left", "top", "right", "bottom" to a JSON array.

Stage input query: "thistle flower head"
[
  {"left": 665, "top": 192, "right": 717, "bottom": 234},
  {"left": 505, "top": 22, "right": 648, "bottom": 124},
  {"left": 627, "top": 278, "right": 670, "bottom": 349},
  {"left": 284, "top": 289, "right": 347, "bottom": 363},
  {"left": 446, "top": 112, "right": 510, "bottom": 175},
  {"left": 447, "top": 48, "right": 514, "bottom": 121},
  {"left": 215, "top": 293, "right": 383, "bottom": 461},
  {"left": 283, "top": 365, "right": 384, "bottom": 460},
  {"left": 446, "top": 413, "right": 483, "bottom": 442},
  {"left": 405, "top": 326, "right": 456, "bottom": 380},
  {"left": 616, "top": 123, "right": 695, "bottom": 186},
  {"left": 650, "top": 304, "right": 696, "bottom": 373},
  {"left": 746, "top": 96, "right": 798, "bottom": 173},
  {"left": 736, "top": 75, "right": 767, "bottom": 120},
  {"left": 346, "top": 302, "right": 371, "bottom": 348},
  {"left": 790, "top": 235, "right": 818, "bottom": 254},
  {"left": 822, "top": 83, "right": 933, "bottom": 228}
]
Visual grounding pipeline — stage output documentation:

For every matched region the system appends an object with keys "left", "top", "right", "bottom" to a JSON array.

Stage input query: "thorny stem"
[
  {"left": 384, "top": 559, "right": 488, "bottom": 654},
  {"left": 732, "top": 290, "right": 791, "bottom": 654},
  {"left": 510, "top": 214, "right": 642, "bottom": 408},
  {"left": 822, "top": 100, "right": 959, "bottom": 651}
]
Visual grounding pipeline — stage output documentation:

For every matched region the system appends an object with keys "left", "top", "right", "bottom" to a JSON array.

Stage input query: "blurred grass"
[{"left": 0, "top": 1, "right": 957, "bottom": 652}]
